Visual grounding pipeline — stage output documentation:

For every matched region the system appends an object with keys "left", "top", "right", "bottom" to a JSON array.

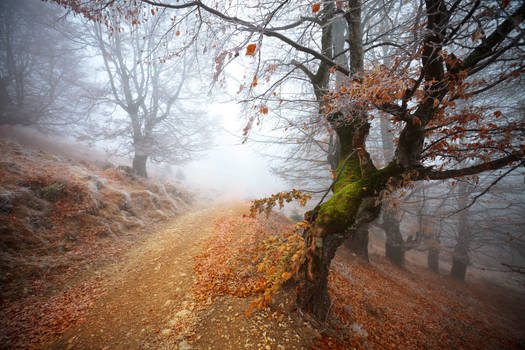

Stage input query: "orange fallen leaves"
[
  {"left": 313, "top": 255, "right": 523, "bottom": 350},
  {"left": 192, "top": 209, "right": 522, "bottom": 349},
  {"left": 192, "top": 213, "right": 304, "bottom": 315},
  {"left": 1, "top": 279, "right": 107, "bottom": 350}
]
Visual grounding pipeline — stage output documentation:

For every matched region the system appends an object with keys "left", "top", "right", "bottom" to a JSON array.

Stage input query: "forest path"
[{"left": 46, "top": 203, "right": 247, "bottom": 350}]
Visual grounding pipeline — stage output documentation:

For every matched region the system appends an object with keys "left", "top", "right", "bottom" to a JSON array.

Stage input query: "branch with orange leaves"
[{"left": 250, "top": 189, "right": 311, "bottom": 218}]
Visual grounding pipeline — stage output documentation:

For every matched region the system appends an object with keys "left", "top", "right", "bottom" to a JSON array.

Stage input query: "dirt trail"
[{"left": 46, "top": 203, "right": 244, "bottom": 350}]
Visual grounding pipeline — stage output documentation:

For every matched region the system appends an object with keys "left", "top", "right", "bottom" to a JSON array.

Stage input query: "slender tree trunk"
[
  {"left": 451, "top": 182, "right": 470, "bottom": 281},
  {"left": 427, "top": 247, "right": 439, "bottom": 274},
  {"left": 327, "top": 134, "right": 340, "bottom": 172},
  {"left": 385, "top": 237, "right": 405, "bottom": 268},
  {"left": 451, "top": 233, "right": 469, "bottom": 280},
  {"left": 132, "top": 153, "right": 148, "bottom": 178},
  {"left": 451, "top": 245, "right": 468, "bottom": 280},
  {"left": 383, "top": 210, "right": 405, "bottom": 268},
  {"left": 379, "top": 112, "right": 394, "bottom": 166}
]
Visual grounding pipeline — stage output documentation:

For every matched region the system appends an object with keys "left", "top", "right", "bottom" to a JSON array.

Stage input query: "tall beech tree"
[
  {"left": 55, "top": 0, "right": 525, "bottom": 320},
  {"left": 84, "top": 10, "right": 210, "bottom": 177}
]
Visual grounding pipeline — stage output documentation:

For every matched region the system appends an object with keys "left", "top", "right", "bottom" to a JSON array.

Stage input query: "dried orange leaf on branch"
[
  {"left": 245, "top": 43, "right": 256, "bottom": 56},
  {"left": 311, "top": 3, "right": 321, "bottom": 13}
]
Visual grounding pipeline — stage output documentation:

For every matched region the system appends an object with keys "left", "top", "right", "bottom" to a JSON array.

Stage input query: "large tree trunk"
[
  {"left": 132, "top": 153, "right": 148, "bottom": 178},
  {"left": 296, "top": 0, "right": 382, "bottom": 320},
  {"left": 344, "top": 223, "right": 369, "bottom": 261},
  {"left": 296, "top": 232, "right": 346, "bottom": 320},
  {"left": 296, "top": 119, "right": 399, "bottom": 317},
  {"left": 296, "top": 0, "right": 456, "bottom": 321}
]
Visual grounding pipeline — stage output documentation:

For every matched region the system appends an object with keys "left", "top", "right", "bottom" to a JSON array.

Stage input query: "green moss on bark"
[
  {"left": 316, "top": 180, "right": 363, "bottom": 233},
  {"left": 315, "top": 160, "right": 401, "bottom": 234},
  {"left": 333, "top": 154, "right": 362, "bottom": 192}
]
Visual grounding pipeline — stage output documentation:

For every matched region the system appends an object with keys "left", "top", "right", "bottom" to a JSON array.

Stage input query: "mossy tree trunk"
[
  {"left": 296, "top": 0, "right": 383, "bottom": 319},
  {"left": 293, "top": 0, "right": 522, "bottom": 321},
  {"left": 296, "top": 116, "right": 400, "bottom": 318}
]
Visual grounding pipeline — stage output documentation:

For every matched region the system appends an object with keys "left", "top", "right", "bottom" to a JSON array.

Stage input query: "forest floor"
[
  {"left": 42, "top": 203, "right": 312, "bottom": 350},
  {"left": 1, "top": 202, "right": 524, "bottom": 349}
]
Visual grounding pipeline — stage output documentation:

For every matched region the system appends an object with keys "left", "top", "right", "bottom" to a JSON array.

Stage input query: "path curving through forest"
[
  {"left": 46, "top": 203, "right": 242, "bottom": 350},
  {"left": 45, "top": 203, "right": 310, "bottom": 350}
]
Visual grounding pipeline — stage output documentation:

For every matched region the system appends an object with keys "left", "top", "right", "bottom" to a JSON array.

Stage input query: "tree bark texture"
[
  {"left": 297, "top": 0, "right": 387, "bottom": 319},
  {"left": 296, "top": 232, "right": 346, "bottom": 320},
  {"left": 296, "top": 117, "right": 400, "bottom": 319}
]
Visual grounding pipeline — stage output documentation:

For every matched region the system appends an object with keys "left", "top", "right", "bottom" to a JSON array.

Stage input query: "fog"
[{"left": 184, "top": 102, "right": 287, "bottom": 200}]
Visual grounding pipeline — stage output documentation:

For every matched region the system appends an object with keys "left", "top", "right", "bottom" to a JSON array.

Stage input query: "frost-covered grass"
[{"left": 0, "top": 140, "right": 192, "bottom": 300}]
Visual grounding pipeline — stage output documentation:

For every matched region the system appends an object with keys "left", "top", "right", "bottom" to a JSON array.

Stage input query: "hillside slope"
[
  {"left": 185, "top": 211, "right": 525, "bottom": 349},
  {"left": 0, "top": 139, "right": 192, "bottom": 300}
]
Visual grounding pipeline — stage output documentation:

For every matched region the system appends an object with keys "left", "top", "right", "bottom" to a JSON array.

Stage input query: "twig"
[
  {"left": 501, "top": 263, "right": 525, "bottom": 274},
  {"left": 447, "top": 161, "right": 523, "bottom": 217},
  {"left": 324, "top": 296, "right": 336, "bottom": 326}
]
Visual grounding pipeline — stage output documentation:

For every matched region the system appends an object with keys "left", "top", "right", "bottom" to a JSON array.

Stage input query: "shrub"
[{"left": 41, "top": 183, "right": 64, "bottom": 202}]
